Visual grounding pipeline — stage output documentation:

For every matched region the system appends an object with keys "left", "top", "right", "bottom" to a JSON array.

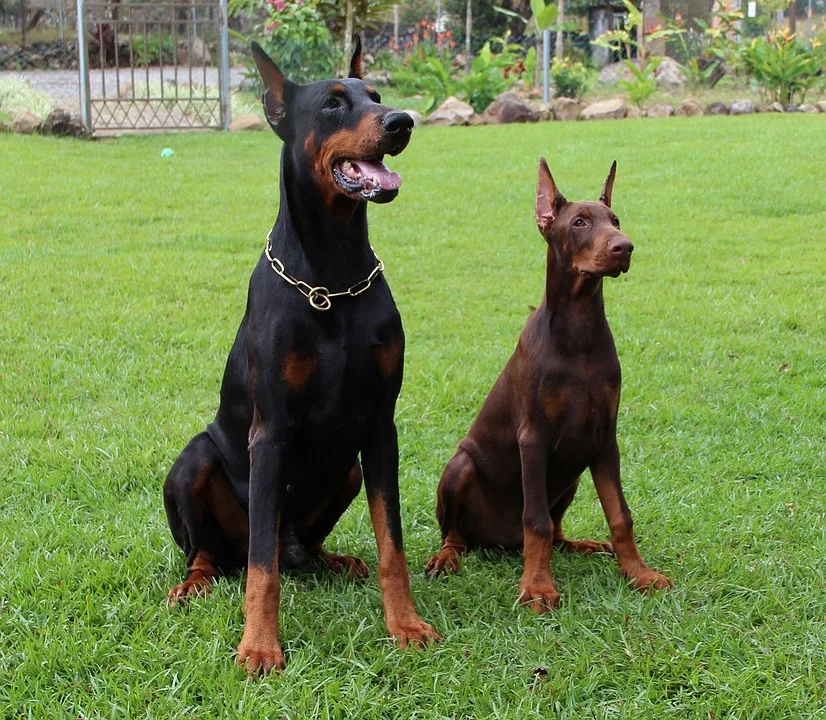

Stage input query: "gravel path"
[{"left": 1, "top": 66, "right": 246, "bottom": 112}]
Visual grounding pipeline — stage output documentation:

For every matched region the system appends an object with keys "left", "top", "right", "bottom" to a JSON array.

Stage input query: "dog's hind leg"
[
  {"left": 164, "top": 432, "right": 249, "bottom": 606},
  {"left": 424, "top": 449, "right": 476, "bottom": 577},
  {"left": 299, "top": 463, "right": 369, "bottom": 580},
  {"left": 550, "top": 478, "right": 614, "bottom": 556}
]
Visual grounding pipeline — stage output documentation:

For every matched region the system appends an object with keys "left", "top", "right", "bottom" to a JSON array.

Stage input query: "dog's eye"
[
  {"left": 369, "top": 92, "right": 382, "bottom": 104},
  {"left": 573, "top": 218, "right": 586, "bottom": 227},
  {"left": 612, "top": 217, "right": 621, "bottom": 228},
  {"left": 324, "top": 96, "right": 344, "bottom": 111}
]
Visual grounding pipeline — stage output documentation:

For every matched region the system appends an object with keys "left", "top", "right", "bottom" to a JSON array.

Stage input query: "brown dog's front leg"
[
  {"left": 517, "top": 427, "right": 560, "bottom": 613},
  {"left": 237, "top": 434, "right": 286, "bottom": 674},
  {"left": 590, "top": 444, "right": 672, "bottom": 592},
  {"left": 363, "top": 418, "right": 440, "bottom": 649}
]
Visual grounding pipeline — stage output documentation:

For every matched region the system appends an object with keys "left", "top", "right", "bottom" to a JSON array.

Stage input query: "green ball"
[{"left": 160, "top": 148, "right": 175, "bottom": 159}]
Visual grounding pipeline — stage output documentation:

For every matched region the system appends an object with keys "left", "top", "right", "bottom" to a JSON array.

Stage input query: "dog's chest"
[{"left": 539, "top": 358, "right": 620, "bottom": 467}]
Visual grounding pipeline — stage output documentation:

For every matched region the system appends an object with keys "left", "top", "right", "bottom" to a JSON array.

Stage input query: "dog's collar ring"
[{"left": 265, "top": 231, "right": 383, "bottom": 312}]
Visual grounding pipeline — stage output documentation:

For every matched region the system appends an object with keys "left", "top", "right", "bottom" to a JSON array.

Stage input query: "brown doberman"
[{"left": 425, "top": 159, "right": 672, "bottom": 611}]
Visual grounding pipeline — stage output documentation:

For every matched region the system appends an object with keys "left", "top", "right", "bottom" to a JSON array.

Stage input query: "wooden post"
[
  {"left": 393, "top": 4, "right": 399, "bottom": 55},
  {"left": 556, "top": 0, "right": 564, "bottom": 59},
  {"left": 344, "top": 0, "right": 353, "bottom": 73},
  {"left": 465, "top": 0, "right": 471, "bottom": 74}
]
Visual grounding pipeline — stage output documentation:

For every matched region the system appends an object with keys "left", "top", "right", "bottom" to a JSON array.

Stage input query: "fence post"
[
  {"left": 76, "top": 0, "right": 91, "bottom": 130},
  {"left": 219, "top": 0, "right": 231, "bottom": 130},
  {"left": 542, "top": 29, "right": 550, "bottom": 103}
]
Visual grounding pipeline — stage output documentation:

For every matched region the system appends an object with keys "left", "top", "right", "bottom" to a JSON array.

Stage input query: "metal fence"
[
  {"left": 0, "top": 0, "right": 77, "bottom": 70},
  {"left": 76, "top": 0, "right": 230, "bottom": 133}
]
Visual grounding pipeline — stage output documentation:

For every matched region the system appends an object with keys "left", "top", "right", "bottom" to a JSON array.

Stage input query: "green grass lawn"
[{"left": 1, "top": 116, "right": 825, "bottom": 718}]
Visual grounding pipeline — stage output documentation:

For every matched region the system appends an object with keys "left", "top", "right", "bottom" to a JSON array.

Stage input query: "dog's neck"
[
  {"left": 540, "top": 244, "right": 607, "bottom": 344},
  {"left": 267, "top": 148, "right": 377, "bottom": 289}
]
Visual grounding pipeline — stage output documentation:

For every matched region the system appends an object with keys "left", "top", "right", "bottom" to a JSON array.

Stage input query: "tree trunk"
[
  {"left": 555, "top": 0, "right": 564, "bottom": 59},
  {"left": 589, "top": 4, "right": 612, "bottom": 68},
  {"left": 344, "top": 0, "right": 354, "bottom": 74},
  {"left": 393, "top": 4, "right": 399, "bottom": 55},
  {"left": 465, "top": 0, "right": 472, "bottom": 75},
  {"left": 20, "top": 0, "right": 27, "bottom": 48}
]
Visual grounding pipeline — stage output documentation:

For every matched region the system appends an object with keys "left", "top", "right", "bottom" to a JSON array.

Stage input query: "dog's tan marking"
[
  {"left": 281, "top": 351, "right": 319, "bottom": 393},
  {"left": 374, "top": 340, "right": 402, "bottom": 377}
]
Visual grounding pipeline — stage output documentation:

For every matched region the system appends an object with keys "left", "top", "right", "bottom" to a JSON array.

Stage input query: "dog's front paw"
[
  {"left": 424, "top": 548, "right": 462, "bottom": 577},
  {"left": 166, "top": 576, "right": 212, "bottom": 608},
  {"left": 388, "top": 617, "right": 441, "bottom": 649},
  {"left": 237, "top": 637, "right": 286, "bottom": 675},
  {"left": 556, "top": 538, "right": 614, "bottom": 556},
  {"left": 319, "top": 552, "right": 369, "bottom": 580},
  {"left": 518, "top": 581, "right": 561, "bottom": 613},
  {"left": 625, "top": 566, "right": 673, "bottom": 593}
]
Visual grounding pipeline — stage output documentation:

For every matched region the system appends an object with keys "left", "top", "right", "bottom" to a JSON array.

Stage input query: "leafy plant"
[
  {"left": 0, "top": 77, "right": 53, "bottom": 120},
  {"left": 550, "top": 56, "right": 592, "bottom": 99},
  {"left": 229, "top": 0, "right": 336, "bottom": 86},
  {"left": 392, "top": 45, "right": 458, "bottom": 113},
  {"left": 132, "top": 34, "right": 174, "bottom": 66},
  {"left": 617, "top": 57, "right": 661, "bottom": 107},
  {"left": 741, "top": 30, "right": 823, "bottom": 105},
  {"left": 493, "top": 0, "right": 558, "bottom": 87},
  {"left": 593, "top": 0, "right": 682, "bottom": 108}
]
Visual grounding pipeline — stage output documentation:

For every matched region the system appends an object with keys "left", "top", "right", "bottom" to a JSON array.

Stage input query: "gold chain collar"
[{"left": 264, "top": 230, "right": 385, "bottom": 311}]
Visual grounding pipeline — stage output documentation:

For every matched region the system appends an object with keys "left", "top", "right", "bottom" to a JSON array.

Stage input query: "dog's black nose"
[
  {"left": 609, "top": 238, "right": 634, "bottom": 256},
  {"left": 383, "top": 111, "right": 414, "bottom": 134}
]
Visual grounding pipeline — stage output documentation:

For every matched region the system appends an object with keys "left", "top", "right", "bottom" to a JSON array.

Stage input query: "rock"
[
  {"left": 363, "top": 70, "right": 391, "bottom": 84},
  {"left": 755, "top": 101, "right": 783, "bottom": 112},
  {"left": 729, "top": 99, "right": 755, "bottom": 115},
  {"left": 597, "top": 61, "right": 634, "bottom": 85},
  {"left": 0, "top": 120, "right": 8, "bottom": 133},
  {"left": 784, "top": 104, "right": 800, "bottom": 112},
  {"left": 647, "top": 103, "right": 674, "bottom": 118},
  {"left": 468, "top": 113, "right": 485, "bottom": 126},
  {"left": 230, "top": 114, "right": 267, "bottom": 131},
  {"left": 178, "top": 36, "right": 211, "bottom": 65},
  {"left": 403, "top": 110, "right": 424, "bottom": 128},
  {"left": 817, "top": 101, "right": 826, "bottom": 113},
  {"left": 41, "top": 108, "right": 72, "bottom": 135},
  {"left": 531, "top": 103, "right": 552, "bottom": 122},
  {"left": 655, "top": 57, "right": 685, "bottom": 88},
  {"left": 12, "top": 111, "right": 42, "bottom": 134},
  {"left": 481, "top": 92, "right": 540, "bottom": 124},
  {"left": 625, "top": 105, "right": 644, "bottom": 119},
  {"left": 424, "top": 96, "right": 475, "bottom": 126},
  {"left": 706, "top": 101, "right": 729, "bottom": 115},
  {"left": 66, "top": 114, "right": 90, "bottom": 138},
  {"left": 552, "top": 97, "right": 582, "bottom": 122},
  {"left": 678, "top": 100, "right": 704, "bottom": 117},
  {"left": 799, "top": 104, "right": 819, "bottom": 113},
  {"left": 580, "top": 97, "right": 627, "bottom": 121}
]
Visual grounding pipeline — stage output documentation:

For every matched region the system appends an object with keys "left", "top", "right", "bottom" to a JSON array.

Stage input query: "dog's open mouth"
[{"left": 332, "top": 158, "right": 401, "bottom": 203}]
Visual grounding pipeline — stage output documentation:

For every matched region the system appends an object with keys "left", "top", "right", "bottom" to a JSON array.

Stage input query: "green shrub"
[
  {"left": 132, "top": 34, "right": 175, "bottom": 66},
  {"left": 741, "top": 30, "right": 822, "bottom": 105},
  {"left": 550, "top": 57, "right": 592, "bottom": 99},
  {"left": 617, "top": 58, "right": 661, "bottom": 108},
  {"left": 0, "top": 77, "right": 53, "bottom": 120}
]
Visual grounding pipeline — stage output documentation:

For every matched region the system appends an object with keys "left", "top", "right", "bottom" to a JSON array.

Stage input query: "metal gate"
[{"left": 76, "top": 0, "right": 230, "bottom": 134}]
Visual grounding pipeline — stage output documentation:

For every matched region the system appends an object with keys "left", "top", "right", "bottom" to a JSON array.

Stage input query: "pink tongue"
[{"left": 352, "top": 160, "right": 401, "bottom": 191}]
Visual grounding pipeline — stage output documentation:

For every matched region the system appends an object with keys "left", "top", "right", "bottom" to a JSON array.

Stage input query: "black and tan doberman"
[
  {"left": 163, "top": 37, "right": 438, "bottom": 674},
  {"left": 425, "top": 160, "right": 672, "bottom": 610}
]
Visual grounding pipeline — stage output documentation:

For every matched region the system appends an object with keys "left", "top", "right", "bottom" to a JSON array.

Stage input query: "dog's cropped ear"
[
  {"left": 536, "top": 158, "right": 567, "bottom": 236},
  {"left": 251, "top": 41, "right": 294, "bottom": 131},
  {"left": 348, "top": 34, "right": 363, "bottom": 79},
  {"left": 599, "top": 160, "right": 617, "bottom": 208}
]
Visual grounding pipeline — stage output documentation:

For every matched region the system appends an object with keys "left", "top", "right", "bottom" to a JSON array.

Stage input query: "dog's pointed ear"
[
  {"left": 251, "top": 41, "right": 293, "bottom": 130},
  {"left": 536, "top": 157, "right": 566, "bottom": 236},
  {"left": 599, "top": 160, "right": 617, "bottom": 208},
  {"left": 348, "top": 34, "right": 363, "bottom": 79}
]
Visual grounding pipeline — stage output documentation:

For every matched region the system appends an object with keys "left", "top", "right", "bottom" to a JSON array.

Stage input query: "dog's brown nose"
[
  {"left": 609, "top": 238, "right": 634, "bottom": 257},
  {"left": 383, "top": 111, "right": 414, "bottom": 135}
]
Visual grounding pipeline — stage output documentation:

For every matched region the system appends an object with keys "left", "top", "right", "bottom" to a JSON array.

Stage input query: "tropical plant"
[
  {"left": 456, "top": 37, "right": 522, "bottom": 112},
  {"left": 741, "top": 29, "right": 823, "bottom": 105},
  {"left": 493, "top": 0, "right": 559, "bottom": 86},
  {"left": 618, "top": 56, "right": 661, "bottom": 107},
  {"left": 0, "top": 77, "right": 53, "bottom": 120},
  {"left": 229, "top": 0, "right": 336, "bottom": 86},
  {"left": 592, "top": 0, "right": 681, "bottom": 107},
  {"left": 132, "top": 33, "right": 175, "bottom": 66},
  {"left": 549, "top": 56, "right": 592, "bottom": 98},
  {"left": 391, "top": 42, "right": 458, "bottom": 113}
]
